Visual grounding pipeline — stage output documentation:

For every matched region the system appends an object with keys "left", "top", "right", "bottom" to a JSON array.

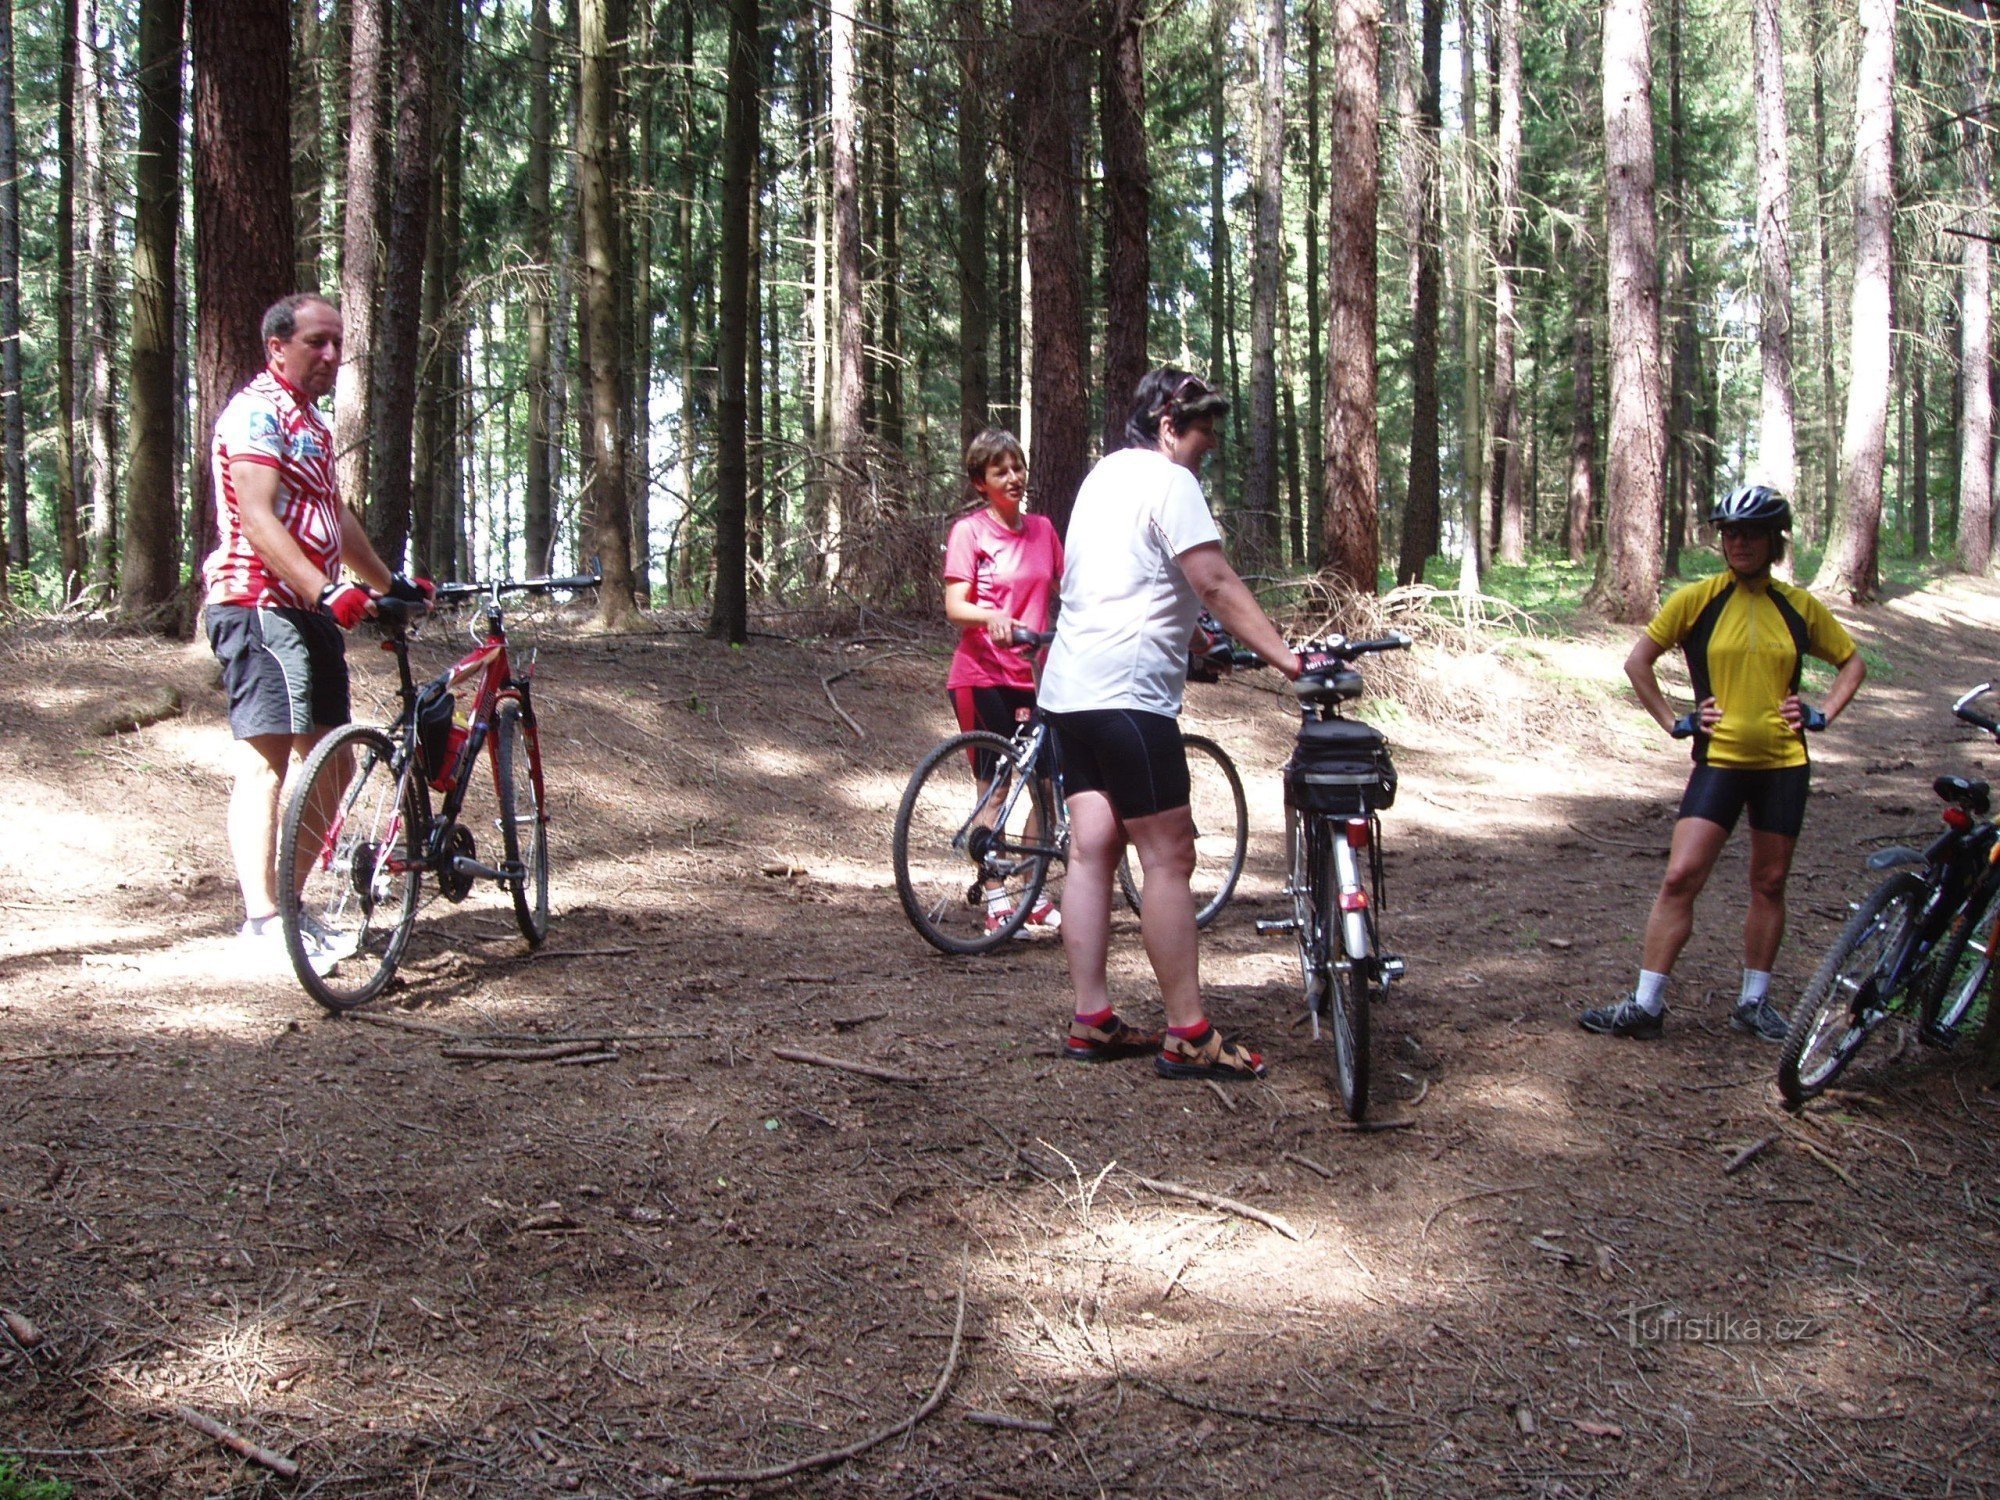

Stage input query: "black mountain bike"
[
  {"left": 1777, "top": 682, "right": 2000, "bottom": 1106},
  {"left": 1257, "top": 632, "right": 1412, "bottom": 1120}
]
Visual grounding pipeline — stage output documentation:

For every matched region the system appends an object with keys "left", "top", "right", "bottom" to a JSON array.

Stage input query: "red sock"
[
  {"left": 1073, "top": 1005, "right": 1115, "bottom": 1029},
  {"left": 1167, "top": 1020, "right": 1211, "bottom": 1042}
]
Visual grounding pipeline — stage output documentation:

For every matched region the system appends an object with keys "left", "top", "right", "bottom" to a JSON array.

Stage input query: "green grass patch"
[{"left": 0, "top": 1457, "right": 73, "bottom": 1500}]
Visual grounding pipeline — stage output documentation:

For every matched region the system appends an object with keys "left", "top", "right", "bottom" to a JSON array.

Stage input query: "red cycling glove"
[{"left": 320, "top": 580, "right": 374, "bottom": 630}]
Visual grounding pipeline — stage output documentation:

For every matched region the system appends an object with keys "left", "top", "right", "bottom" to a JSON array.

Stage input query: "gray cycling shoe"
[
  {"left": 1730, "top": 998, "right": 1789, "bottom": 1042},
  {"left": 1578, "top": 994, "right": 1665, "bottom": 1039}
]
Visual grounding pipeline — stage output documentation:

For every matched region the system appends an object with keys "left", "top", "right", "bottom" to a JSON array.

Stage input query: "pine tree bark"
[
  {"left": 192, "top": 0, "right": 295, "bottom": 611},
  {"left": 294, "top": 0, "right": 325, "bottom": 287},
  {"left": 578, "top": 0, "right": 638, "bottom": 623},
  {"left": 0, "top": 0, "right": 27, "bottom": 580},
  {"left": 1016, "top": 0, "right": 1089, "bottom": 539},
  {"left": 335, "top": 0, "right": 386, "bottom": 521},
  {"left": 1663, "top": 0, "right": 1690, "bottom": 577},
  {"left": 1322, "top": 0, "right": 1380, "bottom": 591},
  {"left": 368, "top": 0, "right": 441, "bottom": 567},
  {"left": 878, "top": 0, "right": 904, "bottom": 454},
  {"left": 1245, "top": 0, "right": 1285, "bottom": 563},
  {"left": 1957, "top": 0, "right": 1992, "bottom": 573},
  {"left": 1396, "top": 0, "right": 1443, "bottom": 586},
  {"left": 53, "top": 0, "right": 81, "bottom": 593},
  {"left": 120, "top": 0, "right": 185, "bottom": 621},
  {"left": 1805, "top": 2, "right": 1839, "bottom": 538},
  {"left": 1207, "top": 0, "right": 1231, "bottom": 510},
  {"left": 1305, "top": 0, "right": 1327, "bottom": 566},
  {"left": 1489, "top": 0, "right": 1525, "bottom": 563},
  {"left": 1566, "top": 220, "right": 1597, "bottom": 563},
  {"left": 1591, "top": 0, "right": 1666, "bottom": 623},
  {"left": 1814, "top": 0, "right": 1895, "bottom": 599},
  {"left": 524, "top": 0, "right": 554, "bottom": 574},
  {"left": 829, "top": 0, "right": 864, "bottom": 574},
  {"left": 84, "top": 0, "right": 118, "bottom": 595},
  {"left": 1099, "top": 0, "right": 1148, "bottom": 453},
  {"left": 955, "top": 0, "right": 990, "bottom": 449},
  {"left": 1456, "top": 0, "right": 1481, "bottom": 593},
  {"left": 1751, "top": 0, "right": 1797, "bottom": 494},
  {"left": 708, "top": 0, "right": 756, "bottom": 643}
]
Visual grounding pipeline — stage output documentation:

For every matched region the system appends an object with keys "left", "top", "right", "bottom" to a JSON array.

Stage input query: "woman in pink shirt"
[{"left": 942, "top": 429, "right": 1064, "bottom": 931}]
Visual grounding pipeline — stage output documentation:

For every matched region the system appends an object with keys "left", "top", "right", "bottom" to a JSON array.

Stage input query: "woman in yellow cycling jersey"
[{"left": 1581, "top": 485, "right": 1867, "bottom": 1041}]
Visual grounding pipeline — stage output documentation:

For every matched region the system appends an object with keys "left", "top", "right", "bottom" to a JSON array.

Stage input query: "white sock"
[
  {"left": 1633, "top": 970, "right": 1669, "bottom": 1015},
  {"left": 1739, "top": 969, "right": 1771, "bottom": 1007}
]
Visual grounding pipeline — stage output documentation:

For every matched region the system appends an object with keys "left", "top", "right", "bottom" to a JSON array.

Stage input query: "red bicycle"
[{"left": 277, "top": 573, "right": 598, "bottom": 1011}]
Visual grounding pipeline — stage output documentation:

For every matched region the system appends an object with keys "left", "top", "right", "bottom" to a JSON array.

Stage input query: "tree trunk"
[
  {"left": 1456, "top": 0, "right": 1481, "bottom": 593},
  {"left": 825, "top": 0, "right": 865, "bottom": 575},
  {"left": 1814, "top": 0, "right": 1895, "bottom": 600},
  {"left": 84, "top": 0, "right": 118, "bottom": 596},
  {"left": 121, "top": 0, "right": 184, "bottom": 621},
  {"left": 524, "top": 0, "right": 554, "bottom": 574},
  {"left": 579, "top": 0, "right": 638, "bottom": 623},
  {"left": 1016, "top": 0, "right": 1089, "bottom": 539},
  {"left": 294, "top": 0, "right": 325, "bottom": 287},
  {"left": 1751, "top": 0, "right": 1797, "bottom": 494},
  {"left": 1805, "top": 2, "right": 1839, "bottom": 539},
  {"left": 53, "top": 0, "right": 80, "bottom": 594},
  {"left": 747, "top": 122, "right": 765, "bottom": 580},
  {"left": 1591, "top": 0, "right": 1665, "bottom": 623},
  {"left": 367, "top": 0, "right": 440, "bottom": 567},
  {"left": 1396, "top": 0, "right": 1443, "bottom": 586},
  {"left": 1957, "top": 1, "right": 1992, "bottom": 573},
  {"left": 956, "top": 0, "right": 989, "bottom": 449},
  {"left": 1489, "top": 0, "right": 1525, "bottom": 563},
  {"left": 1245, "top": 0, "right": 1285, "bottom": 563},
  {"left": 192, "top": 0, "right": 295, "bottom": 614},
  {"left": 1099, "top": 0, "right": 1148, "bottom": 453},
  {"left": 1663, "top": 0, "right": 1690, "bottom": 578},
  {"left": 708, "top": 0, "right": 755, "bottom": 643},
  {"left": 335, "top": 0, "right": 386, "bottom": 522},
  {"left": 0, "top": 0, "right": 24, "bottom": 582},
  {"left": 1322, "top": 0, "right": 1381, "bottom": 592},
  {"left": 1306, "top": 0, "right": 1327, "bottom": 566},
  {"left": 676, "top": 3, "right": 698, "bottom": 596},
  {"left": 1566, "top": 225, "right": 1598, "bottom": 564},
  {"left": 878, "top": 0, "right": 904, "bottom": 455},
  {"left": 1207, "top": 0, "right": 1231, "bottom": 511}
]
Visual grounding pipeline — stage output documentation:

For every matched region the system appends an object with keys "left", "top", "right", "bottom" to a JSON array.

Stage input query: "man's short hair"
[
  {"left": 1124, "top": 367, "right": 1229, "bottom": 448},
  {"left": 261, "top": 293, "right": 336, "bottom": 345},
  {"left": 963, "top": 427, "right": 1025, "bottom": 484}
]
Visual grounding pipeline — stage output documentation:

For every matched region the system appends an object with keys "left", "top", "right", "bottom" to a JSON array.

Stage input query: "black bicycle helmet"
[{"left": 1709, "top": 483, "right": 1791, "bottom": 530}]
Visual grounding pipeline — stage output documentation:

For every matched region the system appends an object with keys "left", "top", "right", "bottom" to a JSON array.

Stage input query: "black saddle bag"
[{"left": 1284, "top": 716, "right": 1397, "bottom": 815}]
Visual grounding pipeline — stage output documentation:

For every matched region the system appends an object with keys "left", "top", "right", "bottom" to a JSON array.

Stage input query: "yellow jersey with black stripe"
[{"left": 1644, "top": 572, "right": 1856, "bottom": 770}]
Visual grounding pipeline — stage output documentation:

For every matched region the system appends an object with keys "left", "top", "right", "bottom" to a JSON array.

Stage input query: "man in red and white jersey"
[{"left": 202, "top": 293, "right": 423, "bottom": 961}]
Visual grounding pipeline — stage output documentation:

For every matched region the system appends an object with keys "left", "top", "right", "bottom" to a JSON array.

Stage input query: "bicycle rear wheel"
[
  {"left": 493, "top": 699, "right": 551, "bottom": 947},
  {"left": 1322, "top": 822, "right": 1373, "bottom": 1121},
  {"left": 280, "top": 724, "right": 423, "bottom": 1012},
  {"left": 1116, "top": 734, "right": 1248, "bottom": 928},
  {"left": 893, "top": 731, "right": 1053, "bottom": 955},
  {"left": 1778, "top": 871, "right": 1925, "bottom": 1107},
  {"left": 1919, "top": 870, "right": 2000, "bottom": 1038}
]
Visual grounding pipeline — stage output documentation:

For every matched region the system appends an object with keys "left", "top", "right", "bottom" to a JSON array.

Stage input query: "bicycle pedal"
[
  {"left": 1379, "top": 955, "right": 1407, "bottom": 982},
  {"left": 1256, "top": 918, "right": 1299, "bottom": 935}
]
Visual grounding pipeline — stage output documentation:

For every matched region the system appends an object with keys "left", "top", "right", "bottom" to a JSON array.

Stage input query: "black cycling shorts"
[
  {"left": 1046, "top": 708, "right": 1189, "bottom": 822},
  {"left": 1677, "top": 763, "right": 1811, "bottom": 839},
  {"left": 950, "top": 685, "right": 1037, "bottom": 781},
  {"left": 207, "top": 603, "right": 351, "bottom": 739}
]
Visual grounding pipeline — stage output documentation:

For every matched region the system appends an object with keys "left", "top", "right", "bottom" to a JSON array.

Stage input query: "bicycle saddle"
[
  {"left": 1294, "top": 667, "right": 1366, "bottom": 703},
  {"left": 1933, "top": 775, "right": 1992, "bottom": 814}
]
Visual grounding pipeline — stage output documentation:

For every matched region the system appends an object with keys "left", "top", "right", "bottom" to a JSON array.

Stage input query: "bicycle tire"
[
  {"left": 1778, "top": 871, "right": 1926, "bottom": 1107},
  {"left": 1317, "top": 815, "right": 1371, "bottom": 1120},
  {"left": 893, "top": 731, "right": 1053, "bottom": 956},
  {"left": 493, "top": 699, "right": 551, "bottom": 947},
  {"left": 1918, "top": 869, "right": 2000, "bottom": 1037},
  {"left": 279, "top": 724, "right": 423, "bottom": 1013},
  {"left": 1115, "top": 734, "right": 1248, "bottom": 929}
]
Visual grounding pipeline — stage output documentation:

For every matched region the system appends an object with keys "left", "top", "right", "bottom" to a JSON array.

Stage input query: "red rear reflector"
[
  {"left": 1339, "top": 889, "right": 1369, "bottom": 911},
  {"left": 1345, "top": 818, "right": 1371, "bottom": 849},
  {"left": 1944, "top": 806, "right": 1973, "bottom": 832}
]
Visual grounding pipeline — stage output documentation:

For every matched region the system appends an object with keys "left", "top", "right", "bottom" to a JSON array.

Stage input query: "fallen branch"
[
  {"left": 529, "top": 946, "right": 639, "bottom": 960},
  {"left": 1419, "top": 1181, "right": 1537, "bottom": 1242},
  {"left": 344, "top": 1013, "right": 702, "bottom": 1044},
  {"left": 0, "top": 1047, "right": 138, "bottom": 1066},
  {"left": 2, "top": 1309, "right": 44, "bottom": 1348},
  {"left": 682, "top": 1286, "right": 967, "bottom": 1486},
  {"left": 818, "top": 648, "right": 928, "bottom": 742},
  {"left": 1203, "top": 1079, "right": 1238, "bottom": 1114},
  {"left": 1564, "top": 821, "right": 1665, "bottom": 854},
  {"left": 551, "top": 1050, "right": 621, "bottom": 1066},
  {"left": 771, "top": 1047, "right": 924, "bottom": 1085},
  {"left": 961, "top": 1411, "right": 1054, "bottom": 1434},
  {"left": 1783, "top": 1127, "right": 1859, "bottom": 1191},
  {"left": 1124, "top": 1172, "right": 1301, "bottom": 1242},
  {"left": 1333, "top": 1118, "right": 1417, "bottom": 1133},
  {"left": 1722, "top": 1135, "right": 1776, "bottom": 1176},
  {"left": 441, "top": 1041, "right": 612, "bottom": 1063},
  {"left": 171, "top": 1406, "right": 300, "bottom": 1480},
  {"left": 1281, "top": 1150, "right": 1337, "bottom": 1181}
]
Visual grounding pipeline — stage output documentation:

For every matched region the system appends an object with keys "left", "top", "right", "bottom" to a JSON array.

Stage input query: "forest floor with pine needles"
[{"left": 2, "top": 574, "right": 1998, "bottom": 1497}]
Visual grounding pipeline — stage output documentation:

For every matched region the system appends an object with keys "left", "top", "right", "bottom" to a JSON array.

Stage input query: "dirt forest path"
[{"left": 3, "top": 577, "right": 1999, "bottom": 1497}]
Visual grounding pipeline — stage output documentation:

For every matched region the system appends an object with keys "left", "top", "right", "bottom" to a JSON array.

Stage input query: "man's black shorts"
[
  {"left": 1046, "top": 708, "right": 1189, "bottom": 821},
  {"left": 206, "top": 604, "right": 351, "bottom": 739},
  {"left": 1677, "top": 763, "right": 1810, "bottom": 839}
]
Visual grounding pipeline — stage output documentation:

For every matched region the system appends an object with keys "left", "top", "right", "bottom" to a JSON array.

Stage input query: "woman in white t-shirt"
[{"left": 1041, "top": 368, "right": 1306, "bottom": 1079}]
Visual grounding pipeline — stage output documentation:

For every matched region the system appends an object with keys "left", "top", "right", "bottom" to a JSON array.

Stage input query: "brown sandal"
[
  {"left": 1155, "top": 1026, "right": 1267, "bottom": 1080},
  {"left": 1065, "top": 1014, "right": 1164, "bottom": 1062}
]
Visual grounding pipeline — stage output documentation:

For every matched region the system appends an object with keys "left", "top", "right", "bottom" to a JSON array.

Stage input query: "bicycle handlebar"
[
  {"left": 432, "top": 573, "right": 603, "bottom": 603},
  {"left": 1953, "top": 682, "right": 2000, "bottom": 738}
]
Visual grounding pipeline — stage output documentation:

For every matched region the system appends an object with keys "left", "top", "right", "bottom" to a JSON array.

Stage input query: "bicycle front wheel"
[
  {"left": 493, "top": 699, "right": 551, "bottom": 947},
  {"left": 893, "top": 731, "right": 1053, "bottom": 955},
  {"left": 1116, "top": 734, "right": 1248, "bottom": 929},
  {"left": 280, "top": 724, "right": 423, "bottom": 1012},
  {"left": 1919, "top": 870, "right": 2000, "bottom": 1037},
  {"left": 1778, "top": 871, "right": 1925, "bottom": 1107}
]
